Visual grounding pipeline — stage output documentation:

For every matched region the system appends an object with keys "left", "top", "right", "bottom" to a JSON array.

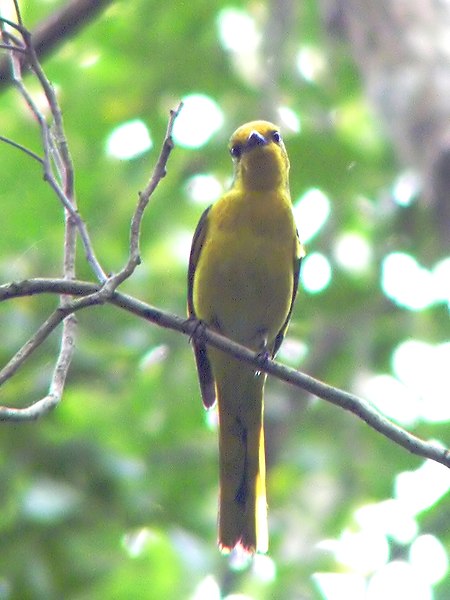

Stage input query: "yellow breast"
[{"left": 193, "top": 188, "right": 296, "bottom": 349}]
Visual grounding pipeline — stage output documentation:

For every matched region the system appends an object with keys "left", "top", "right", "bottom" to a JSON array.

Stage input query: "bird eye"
[
  {"left": 271, "top": 131, "right": 282, "bottom": 144},
  {"left": 230, "top": 144, "right": 242, "bottom": 159}
]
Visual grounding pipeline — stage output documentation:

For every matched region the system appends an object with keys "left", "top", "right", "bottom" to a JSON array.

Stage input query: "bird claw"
[
  {"left": 254, "top": 348, "right": 270, "bottom": 376},
  {"left": 186, "top": 316, "right": 207, "bottom": 345},
  {"left": 256, "top": 349, "right": 270, "bottom": 364}
]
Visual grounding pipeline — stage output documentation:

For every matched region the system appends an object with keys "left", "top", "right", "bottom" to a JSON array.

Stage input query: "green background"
[{"left": 0, "top": 1, "right": 449, "bottom": 598}]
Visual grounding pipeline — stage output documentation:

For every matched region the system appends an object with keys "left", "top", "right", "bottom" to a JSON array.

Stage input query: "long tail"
[{"left": 215, "top": 357, "right": 268, "bottom": 554}]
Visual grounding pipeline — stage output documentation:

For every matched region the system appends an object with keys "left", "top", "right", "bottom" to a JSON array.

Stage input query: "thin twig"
[
  {"left": 12, "top": 0, "right": 23, "bottom": 27},
  {"left": 0, "top": 3, "right": 91, "bottom": 421},
  {"left": 0, "top": 0, "right": 113, "bottom": 92},
  {"left": 1, "top": 15, "right": 106, "bottom": 282},
  {"left": 0, "top": 314, "right": 76, "bottom": 422},
  {"left": 3, "top": 6, "right": 441, "bottom": 478},
  {"left": 1, "top": 13, "right": 183, "bottom": 288},
  {"left": 0, "top": 277, "right": 449, "bottom": 473},
  {"left": 0, "top": 15, "right": 25, "bottom": 33},
  {"left": 0, "top": 309, "right": 69, "bottom": 385},
  {"left": 1, "top": 36, "right": 182, "bottom": 417},
  {"left": 0, "top": 43, "right": 26, "bottom": 53},
  {"left": 0, "top": 135, "right": 44, "bottom": 164},
  {"left": 21, "top": 27, "right": 75, "bottom": 200},
  {"left": 17, "top": 25, "right": 100, "bottom": 280},
  {"left": 0, "top": 284, "right": 120, "bottom": 393},
  {"left": 107, "top": 101, "right": 184, "bottom": 289},
  {"left": 132, "top": 101, "right": 184, "bottom": 256},
  {"left": 0, "top": 8, "right": 185, "bottom": 421}
]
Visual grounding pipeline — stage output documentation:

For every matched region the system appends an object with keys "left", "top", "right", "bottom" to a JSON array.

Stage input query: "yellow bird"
[{"left": 188, "top": 120, "right": 304, "bottom": 554}]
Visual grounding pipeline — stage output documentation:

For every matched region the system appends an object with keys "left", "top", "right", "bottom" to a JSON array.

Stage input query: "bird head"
[{"left": 229, "top": 121, "right": 290, "bottom": 192}]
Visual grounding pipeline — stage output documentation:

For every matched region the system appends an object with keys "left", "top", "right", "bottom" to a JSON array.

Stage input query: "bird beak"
[{"left": 246, "top": 130, "right": 268, "bottom": 150}]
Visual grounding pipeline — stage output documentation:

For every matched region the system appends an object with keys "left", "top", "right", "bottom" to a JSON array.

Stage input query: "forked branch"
[
  {"left": 0, "top": 4, "right": 182, "bottom": 421},
  {"left": 1, "top": 278, "right": 449, "bottom": 472},
  {"left": 0, "top": 3, "right": 448, "bottom": 479}
]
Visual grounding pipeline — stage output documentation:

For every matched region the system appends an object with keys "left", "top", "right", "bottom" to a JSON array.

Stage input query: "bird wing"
[
  {"left": 272, "top": 230, "right": 304, "bottom": 357},
  {"left": 187, "top": 205, "right": 216, "bottom": 408}
]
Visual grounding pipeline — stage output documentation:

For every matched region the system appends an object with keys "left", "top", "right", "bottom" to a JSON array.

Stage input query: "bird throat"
[{"left": 240, "top": 151, "right": 286, "bottom": 192}]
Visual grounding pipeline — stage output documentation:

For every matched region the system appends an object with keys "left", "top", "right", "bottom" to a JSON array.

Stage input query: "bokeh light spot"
[
  {"left": 173, "top": 94, "right": 224, "bottom": 148},
  {"left": 217, "top": 8, "right": 260, "bottom": 53},
  {"left": 186, "top": 174, "right": 223, "bottom": 205},
  {"left": 432, "top": 256, "right": 450, "bottom": 305},
  {"left": 392, "top": 170, "right": 421, "bottom": 206},
  {"left": 106, "top": 119, "right": 152, "bottom": 159},
  {"left": 294, "top": 188, "right": 331, "bottom": 243},
  {"left": 252, "top": 554, "right": 276, "bottom": 583},
  {"left": 355, "top": 499, "right": 418, "bottom": 545},
  {"left": 366, "top": 561, "right": 432, "bottom": 600},
  {"left": 355, "top": 372, "right": 419, "bottom": 427},
  {"left": 313, "top": 572, "right": 366, "bottom": 600},
  {"left": 192, "top": 575, "right": 221, "bottom": 600},
  {"left": 409, "top": 535, "right": 448, "bottom": 585},
  {"left": 392, "top": 340, "right": 450, "bottom": 422},
  {"left": 395, "top": 459, "right": 450, "bottom": 515},
  {"left": 381, "top": 252, "right": 435, "bottom": 310},
  {"left": 334, "top": 528, "right": 389, "bottom": 574},
  {"left": 301, "top": 252, "right": 332, "bottom": 293},
  {"left": 277, "top": 106, "right": 301, "bottom": 133},
  {"left": 296, "top": 45, "right": 326, "bottom": 82},
  {"left": 334, "top": 232, "right": 372, "bottom": 273}
]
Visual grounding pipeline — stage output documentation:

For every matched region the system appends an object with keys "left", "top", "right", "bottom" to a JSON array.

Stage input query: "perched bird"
[{"left": 188, "top": 120, "right": 304, "bottom": 554}]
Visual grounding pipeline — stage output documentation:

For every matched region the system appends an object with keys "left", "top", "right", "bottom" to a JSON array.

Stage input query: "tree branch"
[
  {"left": 1, "top": 4, "right": 448, "bottom": 489},
  {"left": 0, "top": 3, "right": 82, "bottom": 422},
  {"left": 103, "top": 100, "right": 184, "bottom": 289},
  {"left": 0, "top": 312, "right": 77, "bottom": 422},
  {"left": 1, "top": 278, "right": 449, "bottom": 472},
  {"left": 0, "top": 307, "right": 71, "bottom": 386},
  {"left": 0, "top": 134, "right": 44, "bottom": 164},
  {"left": 0, "top": 0, "right": 113, "bottom": 92},
  {"left": 0, "top": 6, "right": 183, "bottom": 423},
  {"left": 1, "top": 12, "right": 106, "bottom": 283}
]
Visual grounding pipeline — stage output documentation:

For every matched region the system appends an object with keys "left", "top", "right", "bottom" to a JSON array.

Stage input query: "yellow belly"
[{"left": 193, "top": 192, "right": 295, "bottom": 350}]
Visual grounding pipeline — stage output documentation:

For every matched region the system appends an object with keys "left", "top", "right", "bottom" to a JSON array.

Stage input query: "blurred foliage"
[{"left": 0, "top": 1, "right": 449, "bottom": 599}]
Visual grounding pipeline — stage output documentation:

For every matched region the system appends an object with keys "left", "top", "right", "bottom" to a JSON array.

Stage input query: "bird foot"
[
  {"left": 254, "top": 348, "right": 270, "bottom": 376},
  {"left": 186, "top": 316, "right": 207, "bottom": 345}
]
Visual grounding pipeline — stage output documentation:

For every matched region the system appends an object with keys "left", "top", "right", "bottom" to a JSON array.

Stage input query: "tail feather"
[
  {"left": 241, "top": 421, "right": 267, "bottom": 553},
  {"left": 216, "top": 367, "right": 268, "bottom": 554}
]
